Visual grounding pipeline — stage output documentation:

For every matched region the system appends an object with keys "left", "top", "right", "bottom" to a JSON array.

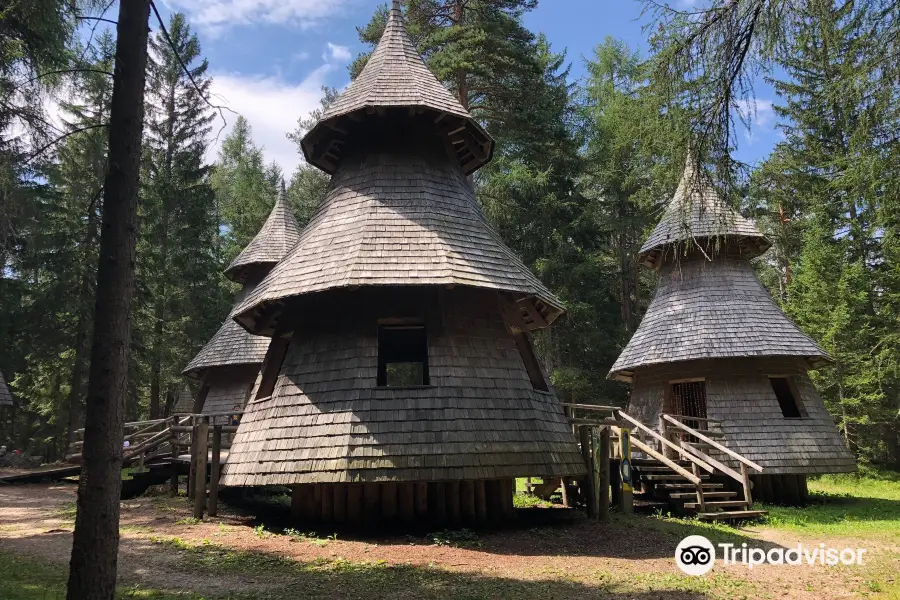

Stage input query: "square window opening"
[
  {"left": 378, "top": 325, "right": 429, "bottom": 387},
  {"left": 513, "top": 332, "right": 549, "bottom": 392},
  {"left": 770, "top": 376, "right": 804, "bottom": 418}
]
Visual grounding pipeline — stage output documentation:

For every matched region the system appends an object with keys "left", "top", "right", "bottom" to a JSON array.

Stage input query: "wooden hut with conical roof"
[
  {"left": 220, "top": 3, "right": 584, "bottom": 524},
  {"left": 609, "top": 156, "right": 856, "bottom": 503},
  {"left": 182, "top": 189, "right": 301, "bottom": 416}
]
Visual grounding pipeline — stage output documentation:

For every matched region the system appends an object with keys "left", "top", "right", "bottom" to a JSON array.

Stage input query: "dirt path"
[{"left": 0, "top": 483, "right": 892, "bottom": 599}]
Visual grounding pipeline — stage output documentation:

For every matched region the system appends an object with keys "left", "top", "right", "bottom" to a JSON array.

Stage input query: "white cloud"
[
  {"left": 735, "top": 98, "right": 775, "bottom": 145},
  {"left": 325, "top": 42, "right": 351, "bottom": 63},
  {"left": 167, "top": 0, "right": 354, "bottom": 36},
  {"left": 207, "top": 64, "right": 336, "bottom": 173}
]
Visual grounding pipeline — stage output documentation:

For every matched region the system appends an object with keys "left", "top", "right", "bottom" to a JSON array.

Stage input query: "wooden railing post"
[
  {"left": 740, "top": 463, "right": 753, "bottom": 506},
  {"left": 658, "top": 414, "right": 669, "bottom": 458},
  {"left": 598, "top": 426, "right": 610, "bottom": 521},
  {"left": 579, "top": 425, "right": 596, "bottom": 519},
  {"left": 209, "top": 424, "right": 222, "bottom": 517},
  {"left": 692, "top": 462, "right": 706, "bottom": 512},
  {"left": 619, "top": 427, "right": 633, "bottom": 514},
  {"left": 192, "top": 416, "right": 209, "bottom": 519}
]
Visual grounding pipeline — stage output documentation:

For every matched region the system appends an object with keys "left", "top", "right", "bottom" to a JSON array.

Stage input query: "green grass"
[
  {"left": 0, "top": 550, "right": 207, "bottom": 600},
  {"left": 760, "top": 469, "right": 900, "bottom": 539}
]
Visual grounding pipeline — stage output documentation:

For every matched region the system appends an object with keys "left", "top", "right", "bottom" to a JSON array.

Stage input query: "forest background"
[{"left": 1, "top": 0, "right": 897, "bottom": 468}]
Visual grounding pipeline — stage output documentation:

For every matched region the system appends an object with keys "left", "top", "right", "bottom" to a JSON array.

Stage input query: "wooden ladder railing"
[
  {"left": 616, "top": 410, "right": 714, "bottom": 512},
  {"left": 661, "top": 414, "right": 763, "bottom": 506}
]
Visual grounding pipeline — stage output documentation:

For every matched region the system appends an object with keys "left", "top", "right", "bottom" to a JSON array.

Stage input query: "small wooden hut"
[
  {"left": 0, "top": 370, "right": 11, "bottom": 408},
  {"left": 220, "top": 3, "right": 585, "bottom": 525},
  {"left": 182, "top": 189, "right": 301, "bottom": 416},
  {"left": 609, "top": 156, "right": 856, "bottom": 503}
]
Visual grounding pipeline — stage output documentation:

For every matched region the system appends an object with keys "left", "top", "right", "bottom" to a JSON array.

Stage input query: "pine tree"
[
  {"left": 137, "top": 14, "right": 221, "bottom": 419},
  {"left": 759, "top": 0, "right": 898, "bottom": 464}
]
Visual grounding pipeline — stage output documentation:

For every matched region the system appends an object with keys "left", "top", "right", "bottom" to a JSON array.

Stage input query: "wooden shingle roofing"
[
  {"left": 184, "top": 192, "right": 301, "bottom": 377},
  {"left": 224, "top": 189, "right": 302, "bottom": 283},
  {"left": 639, "top": 156, "right": 770, "bottom": 268},
  {"left": 609, "top": 256, "right": 830, "bottom": 382},
  {"left": 0, "top": 370, "right": 13, "bottom": 407},
  {"left": 300, "top": 3, "right": 493, "bottom": 175},
  {"left": 232, "top": 145, "right": 565, "bottom": 335}
]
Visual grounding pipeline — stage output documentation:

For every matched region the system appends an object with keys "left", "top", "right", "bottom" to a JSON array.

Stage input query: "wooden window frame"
[
  {"left": 513, "top": 332, "right": 549, "bottom": 392},
  {"left": 768, "top": 375, "right": 807, "bottom": 419},
  {"left": 377, "top": 322, "right": 429, "bottom": 388}
]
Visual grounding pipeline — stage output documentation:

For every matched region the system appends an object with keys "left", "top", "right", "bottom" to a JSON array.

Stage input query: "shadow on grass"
[{"left": 214, "top": 487, "right": 783, "bottom": 560}]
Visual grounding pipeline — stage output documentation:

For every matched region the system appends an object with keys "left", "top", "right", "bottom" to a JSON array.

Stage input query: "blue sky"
[{"left": 151, "top": 0, "right": 780, "bottom": 174}]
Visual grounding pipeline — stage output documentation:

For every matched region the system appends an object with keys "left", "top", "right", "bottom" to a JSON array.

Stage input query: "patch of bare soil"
[{"left": 0, "top": 483, "right": 887, "bottom": 599}]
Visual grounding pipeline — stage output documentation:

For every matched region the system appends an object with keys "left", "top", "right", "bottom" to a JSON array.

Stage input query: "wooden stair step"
[
  {"left": 698, "top": 510, "right": 768, "bottom": 522},
  {"left": 642, "top": 474, "right": 710, "bottom": 481},
  {"left": 668, "top": 491, "right": 737, "bottom": 500},
  {"left": 683, "top": 500, "right": 749, "bottom": 510},
  {"left": 656, "top": 483, "right": 724, "bottom": 490}
]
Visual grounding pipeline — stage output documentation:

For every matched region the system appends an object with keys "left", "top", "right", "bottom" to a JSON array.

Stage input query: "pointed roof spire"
[
  {"left": 224, "top": 186, "right": 302, "bottom": 283},
  {"left": 639, "top": 153, "right": 770, "bottom": 267},
  {"left": 0, "top": 369, "right": 13, "bottom": 407},
  {"left": 300, "top": 2, "right": 493, "bottom": 174}
]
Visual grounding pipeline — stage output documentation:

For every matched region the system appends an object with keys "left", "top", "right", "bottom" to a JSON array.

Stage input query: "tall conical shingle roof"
[
  {"left": 224, "top": 188, "right": 302, "bottom": 283},
  {"left": 639, "top": 156, "right": 770, "bottom": 268},
  {"left": 184, "top": 192, "right": 301, "bottom": 377},
  {"left": 609, "top": 153, "right": 829, "bottom": 382},
  {"left": 0, "top": 370, "right": 13, "bottom": 407},
  {"left": 231, "top": 7, "right": 561, "bottom": 336},
  {"left": 300, "top": 2, "right": 492, "bottom": 175}
]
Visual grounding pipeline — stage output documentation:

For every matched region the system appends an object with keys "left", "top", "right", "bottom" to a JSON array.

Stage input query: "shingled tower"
[
  {"left": 609, "top": 155, "right": 856, "bottom": 502},
  {"left": 183, "top": 189, "right": 301, "bottom": 416},
  {"left": 220, "top": 3, "right": 584, "bottom": 524}
]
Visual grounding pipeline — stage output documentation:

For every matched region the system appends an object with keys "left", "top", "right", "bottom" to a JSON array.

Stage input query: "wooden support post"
[
  {"left": 363, "top": 483, "right": 380, "bottom": 521},
  {"left": 503, "top": 478, "right": 515, "bottom": 518},
  {"left": 783, "top": 473, "right": 801, "bottom": 506},
  {"left": 560, "top": 477, "right": 569, "bottom": 508},
  {"left": 414, "top": 482, "right": 428, "bottom": 518},
  {"left": 619, "top": 428, "right": 633, "bottom": 514},
  {"left": 430, "top": 482, "right": 447, "bottom": 522},
  {"left": 658, "top": 415, "right": 670, "bottom": 459},
  {"left": 307, "top": 484, "right": 321, "bottom": 520},
  {"left": 321, "top": 483, "right": 334, "bottom": 522},
  {"left": 347, "top": 484, "right": 363, "bottom": 525},
  {"left": 187, "top": 425, "right": 197, "bottom": 500},
  {"left": 598, "top": 426, "right": 610, "bottom": 521},
  {"left": 170, "top": 440, "right": 179, "bottom": 496},
  {"left": 209, "top": 425, "right": 222, "bottom": 517},
  {"left": 798, "top": 474, "right": 808, "bottom": 504},
  {"left": 474, "top": 479, "right": 487, "bottom": 523},
  {"left": 740, "top": 463, "right": 753, "bottom": 506},
  {"left": 291, "top": 485, "right": 306, "bottom": 521},
  {"left": 381, "top": 482, "right": 398, "bottom": 521},
  {"left": 525, "top": 477, "right": 532, "bottom": 495},
  {"left": 485, "top": 479, "right": 501, "bottom": 520},
  {"left": 333, "top": 484, "right": 348, "bottom": 523},
  {"left": 399, "top": 483, "right": 415, "bottom": 522},
  {"left": 460, "top": 480, "right": 476, "bottom": 522},
  {"left": 579, "top": 425, "right": 596, "bottom": 518},
  {"left": 590, "top": 428, "right": 601, "bottom": 519},
  {"left": 446, "top": 481, "right": 461, "bottom": 524},
  {"left": 192, "top": 418, "right": 209, "bottom": 519}
]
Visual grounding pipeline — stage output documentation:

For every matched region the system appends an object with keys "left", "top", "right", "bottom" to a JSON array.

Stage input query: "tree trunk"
[{"left": 66, "top": 2, "right": 150, "bottom": 599}]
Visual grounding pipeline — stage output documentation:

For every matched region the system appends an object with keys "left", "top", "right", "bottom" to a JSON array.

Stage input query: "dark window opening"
[
  {"left": 669, "top": 381, "right": 707, "bottom": 439},
  {"left": 513, "top": 332, "right": 549, "bottom": 392},
  {"left": 255, "top": 336, "right": 291, "bottom": 400},
  {"left": 770, "top": 377, "right": 804, "bottom": 418},
  {"left": 378, "top": 325, "right": 429, "bottom": 387}
]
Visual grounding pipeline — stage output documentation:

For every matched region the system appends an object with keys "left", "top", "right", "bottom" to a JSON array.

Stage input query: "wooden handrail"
[
  {"left": 561, "top": 403, "right": 621, "bottom": 412},
  {"left": 617, "top": 410, "right": 714, "bottom": 474},
  {"left": 630, "top": 436, "right": 701, "bottom": 485},
  {"left": 662, "top": 415, "right": 763, "bottom": 472},
  {"left": 679, "top": 440, "right": 744, "bottom": 484},
  {"left": 663, "top": 414, "right": 722, "bottom": 424}
]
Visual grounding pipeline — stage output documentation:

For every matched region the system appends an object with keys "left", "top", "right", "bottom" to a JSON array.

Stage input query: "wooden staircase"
[{"left": 618, "top": 411, "right": 768, "bottom": 522}]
